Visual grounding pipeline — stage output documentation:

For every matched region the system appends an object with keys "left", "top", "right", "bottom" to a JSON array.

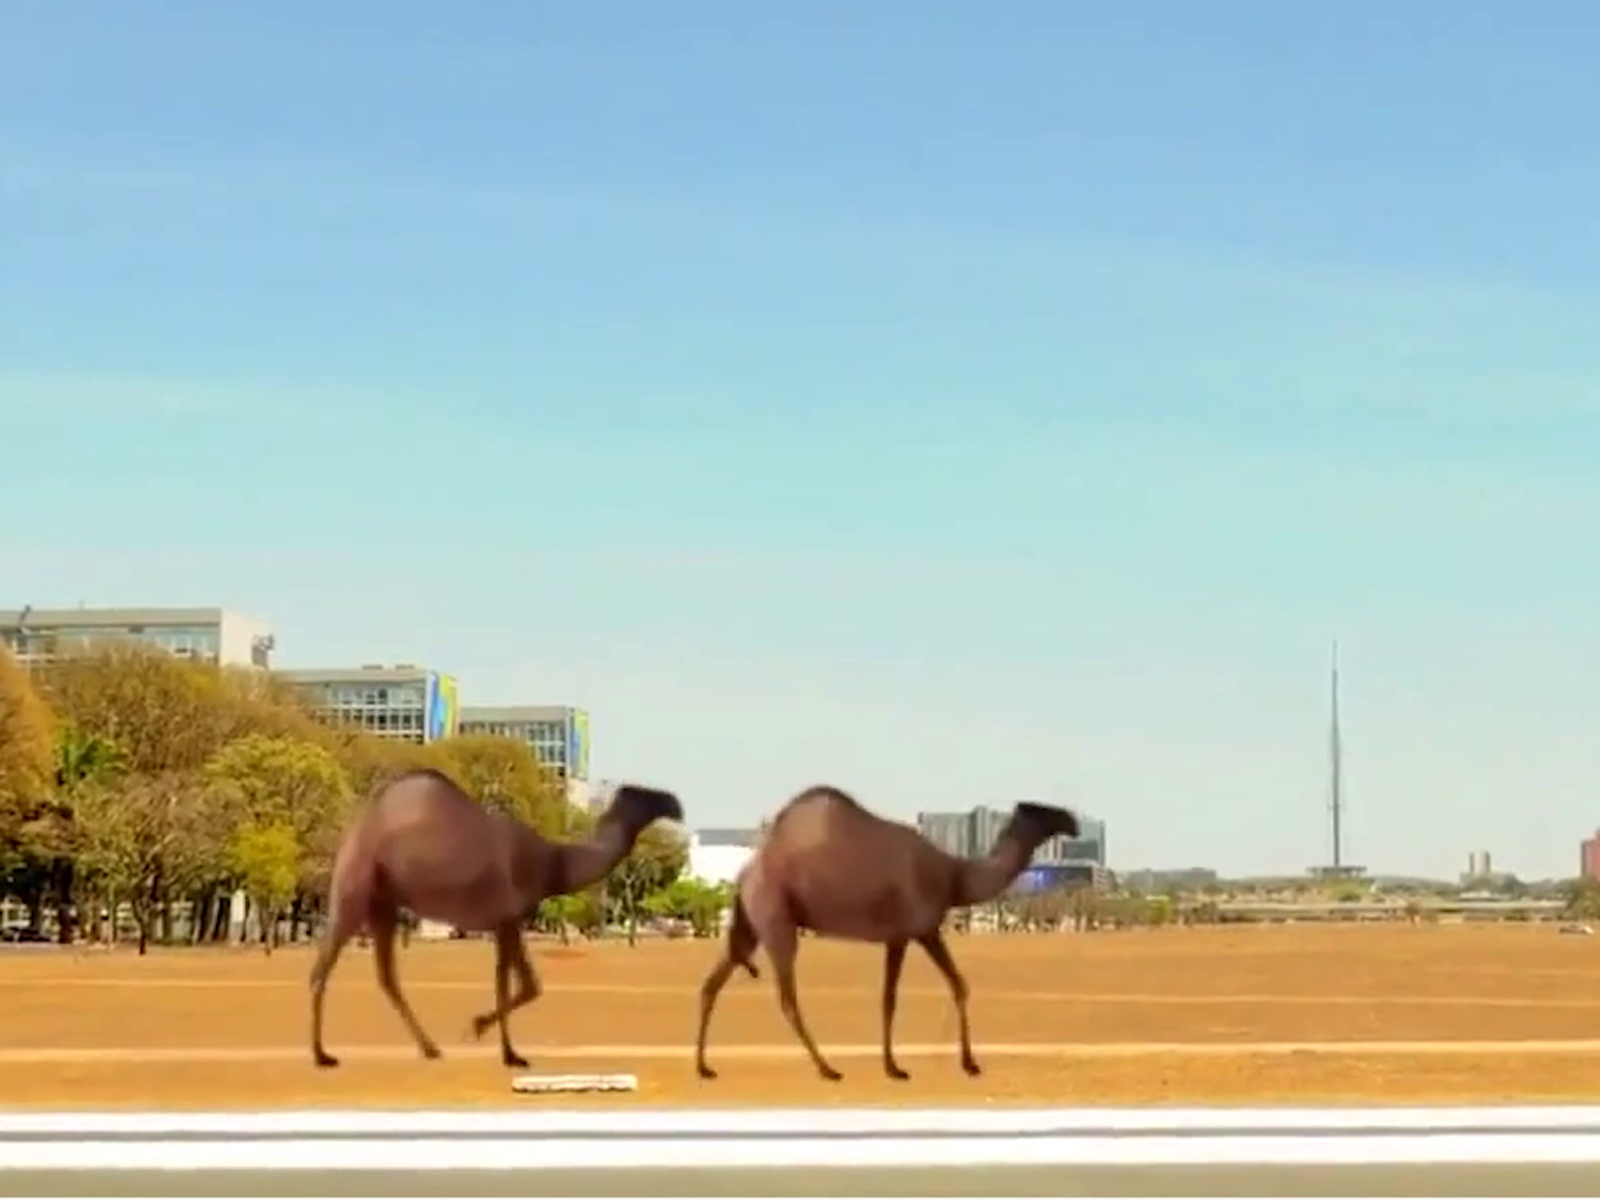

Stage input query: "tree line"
[{"left": 0, "top": 642, "right": 723, "bottom": 952}]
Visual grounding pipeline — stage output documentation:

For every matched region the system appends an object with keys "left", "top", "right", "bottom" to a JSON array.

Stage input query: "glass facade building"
[
  {"left": 279, "top": 666, "right": 460, "bottom": 743},
  {"left": 457, "top": 705, "right": 591, "bottom": 782}
]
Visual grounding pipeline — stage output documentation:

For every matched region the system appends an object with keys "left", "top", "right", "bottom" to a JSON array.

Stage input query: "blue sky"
[{"left": 4, "top": 1, "right": 1598, "bottom": 878}]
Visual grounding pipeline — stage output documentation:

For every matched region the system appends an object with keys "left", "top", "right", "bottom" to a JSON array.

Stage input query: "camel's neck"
[
  {"left": 558, "top": 817, "right": 645, "bottom": 894},
  {"left": 955, "top": 835, "right": 1038, "bottom": 907}
]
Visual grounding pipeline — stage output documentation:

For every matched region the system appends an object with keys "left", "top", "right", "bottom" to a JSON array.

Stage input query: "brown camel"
[
  {"left": 695, "top": 785, "right": 1079, "bottom": 1082},
  {"left": 309, "top": 769, "right": 683, "bottom": 1069}
]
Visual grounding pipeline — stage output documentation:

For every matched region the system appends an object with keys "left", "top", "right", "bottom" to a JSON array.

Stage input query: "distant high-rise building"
[
  {"left": 1581, "top": 832, "right": 1600, "bottom": 881},
  {"left": 915, "top": 804, "right": 1107, "bottom": 889}
]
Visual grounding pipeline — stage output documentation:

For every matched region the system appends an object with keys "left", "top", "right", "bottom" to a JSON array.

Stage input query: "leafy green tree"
[
  {"left": 24, "top": 723, "right": 128, "bottom": 942},
  {"left": 71, "top": 771, "right": 212, "bottom": 955},
  {"left": 227, "top": 823, "right": 300, "bottom": 953},
  {"left": 204, "top": 733, "right": 354, "bottom": 895},
  {"left": 647, "top": 877, "right": 733, "bottom": 937},
  {"left": 537, "top": 892, "right": 599, "bottom": 944},
  {"left": 608, "top": 823, "right": 689, "bottom": 945}
]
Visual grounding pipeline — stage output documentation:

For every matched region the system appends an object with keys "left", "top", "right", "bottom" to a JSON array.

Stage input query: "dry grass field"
[{"left": 6, "top": 923, "right": 1600, "bottom": 1108}]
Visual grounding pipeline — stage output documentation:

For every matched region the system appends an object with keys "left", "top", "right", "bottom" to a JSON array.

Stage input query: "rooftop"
[
  {"left": 694, "top": 827, "right": 763, "bottom": 847},
  {"left": 0, "top": 606, "right": 266, "bottom": 629},
  {"left": 277, "top": 665, "right": 443, "bottom": 684},
  {"left": 459, "top": 705, "right": 579, "bottom": 723}
]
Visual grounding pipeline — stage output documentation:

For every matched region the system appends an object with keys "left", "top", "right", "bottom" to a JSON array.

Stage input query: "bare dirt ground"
[{"left": 5, "top": 923, "right": 1600, "bottom": 1107}]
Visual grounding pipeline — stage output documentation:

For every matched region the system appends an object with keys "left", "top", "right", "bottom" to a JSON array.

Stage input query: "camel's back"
[
  {"left": 366, "top": 771, "right": 515, "bottom": 898},
  {"left": 760, "top": 787, "right": 954, "bottom": 935},
  {"left": 767, "top": 786, "right": 905, "bottom": 849}
]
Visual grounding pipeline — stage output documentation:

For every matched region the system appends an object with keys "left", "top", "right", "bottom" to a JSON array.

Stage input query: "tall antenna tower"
[{"left": 1329, "top": 640, "right": 1344, "bottom": 869}]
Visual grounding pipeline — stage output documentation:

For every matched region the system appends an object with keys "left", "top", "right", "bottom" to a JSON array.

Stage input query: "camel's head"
[
  {"left": 1007, "top": 801, "right": 1080, "bottom": 846},
  {"left": 606, "top": 783, "right": 685, "bottom": 830}
]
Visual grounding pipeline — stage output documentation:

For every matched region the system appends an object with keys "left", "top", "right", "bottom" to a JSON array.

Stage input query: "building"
[
  {"left": 279, "top": 665, "right": 459, "bottom": 743},
  {"left": 916, "top": 804, "right": 1108, "bottom": 889},
  {"left": 1461, "top": 849, "right": 1510, "bottom": 889},
  {"left": 458, "top": 705, "right": 590, "bottom": 782},
  {"left": 687, "top": 828, "right": 762, "bottom": 886},
  {"left": 1120, "top": 867, "right": 1220, "bottom": 894},
  {"left": 1582, "top": 832, "right": 1600, "bottom": 881},
  {"left": 0, "top": 605, "right": 276, "bottom": 669}
]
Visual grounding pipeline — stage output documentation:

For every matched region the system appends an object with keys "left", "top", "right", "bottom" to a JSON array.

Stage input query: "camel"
[
  {"left": 694, "top": 785, "right": 1079, "bottom": 1082},
  {"left": 309, "top": 769, "right": 683, "bottom": 1069}
]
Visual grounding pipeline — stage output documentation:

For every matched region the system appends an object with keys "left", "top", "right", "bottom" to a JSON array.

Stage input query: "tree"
[
  {"left": 71, "top": 771, "right": 212, "bottom": 954},
  {"left": 227, "top": 823, "right": 299, "bottom": 953},
  {"left": 1069, "top": 886, "right": 1100, "bottom": 932},
  {"left": 327, "top": 730, "right": 446, "bottom": 801},
  {"left": 607, "top": 823, "right": 689, "bottom": 945},
  {"left": 1563, "top": 878, "right": 1600, "bottom": 921},
  {"left": 647, "top": 877, "right": 733, "bottom": 937},
  {"left": 204, "top": 734, "right": 355, "bottom": 931},
  {"left": 214, "top": 666, "right": 326, "bottom": 744},
  {"left": 434, "top": 734, "right": 567, "bottom": 837},
  {"left": 0, "top": 644, "right": 55, "bottom": 858},
  {"left": 25, "top": 722, "right": 128, "bottom": 942},
  {"left": 536, "top": 892, "right": 599, "bottom": 944},
  {"left": 36, "top": 644, "right": 230, "bottom": 775}
]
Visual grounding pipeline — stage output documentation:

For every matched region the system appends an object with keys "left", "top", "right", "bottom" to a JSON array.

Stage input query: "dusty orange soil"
[{"left": 5, "top": 924, "right": 1600, "bottom": 1107}]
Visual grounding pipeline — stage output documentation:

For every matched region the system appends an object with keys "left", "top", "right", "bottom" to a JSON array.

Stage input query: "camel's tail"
[{"left": 729, "top": 891, "right": 760, "bottom": 979}]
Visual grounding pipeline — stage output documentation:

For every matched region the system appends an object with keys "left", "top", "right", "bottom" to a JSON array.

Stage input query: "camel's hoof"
[
  {"left": 420, "top": 1043, "right": 442, "bottom": 1061},
  {"left": 503, "top": 1051, "right": 530, "bottom": 1069},
  {"left": 962, "top": 1058, "right": 983, "bottom": 1077},
  {"left": 467, "top": 1017, "right": 492, "bottom": 1042},
  {"left": 697, "top": 1064, "right": 718, "bottom": 1081},
  {"left": 886, "top": 1064, "right": 911, "bottom": 1081},
  {"left": 314, "top": 1052, "right": 340, "bottom": 1070},
  {"left": 818, "top": 1066, "right": 844, "bottom": 1083}
]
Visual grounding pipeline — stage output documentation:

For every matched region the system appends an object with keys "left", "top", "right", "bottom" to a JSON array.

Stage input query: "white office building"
[
  {"left": 0, "top": 605, "right": 276, "bottom": 669},
  {"left": 687, "top": 827, "right": 763, "bottom": 886}
]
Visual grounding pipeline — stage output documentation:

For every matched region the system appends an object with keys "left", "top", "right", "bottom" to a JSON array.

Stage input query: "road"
[
  {"left": 6, "top": 1163, "right": 1600, "bottom": 1196},
  {"left": 7, "top": 1105, "right": 1600, "bottom": 1197}
]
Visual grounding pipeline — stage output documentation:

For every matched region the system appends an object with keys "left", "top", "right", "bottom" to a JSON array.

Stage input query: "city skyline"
[
  {"left": 4, "top": 597, "right": 1580, "bottom": 882},
  {"left": 5, "top": 3, "right": 1598, "bottom": 878}
]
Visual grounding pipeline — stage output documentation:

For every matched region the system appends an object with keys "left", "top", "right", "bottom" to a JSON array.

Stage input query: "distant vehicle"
[{"left": 0, "top": 926, "right": 50, "bottom": 944}]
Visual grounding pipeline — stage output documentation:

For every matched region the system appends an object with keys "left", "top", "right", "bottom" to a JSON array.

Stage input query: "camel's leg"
[
  {"left": 308, "top": 904, "right": 359, "bottom": 1069},
  {"left": 468, "top": 923, "right": 541, "bottom": 1068},
  {"left": 917, "top": 930, "right": 980, "bottom": 1076},
  {"left": 881, "top": 940, "right": 910, "bottom": 1080},
  {"left": 763, "top": 920, "right": 841, "bottom": 1082},
  {"left": 694, "top": 906, "right": 760, "bottom": 1080},
  {"left": 370, "top": 910, "right": 440, "bottom": 1061}
]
